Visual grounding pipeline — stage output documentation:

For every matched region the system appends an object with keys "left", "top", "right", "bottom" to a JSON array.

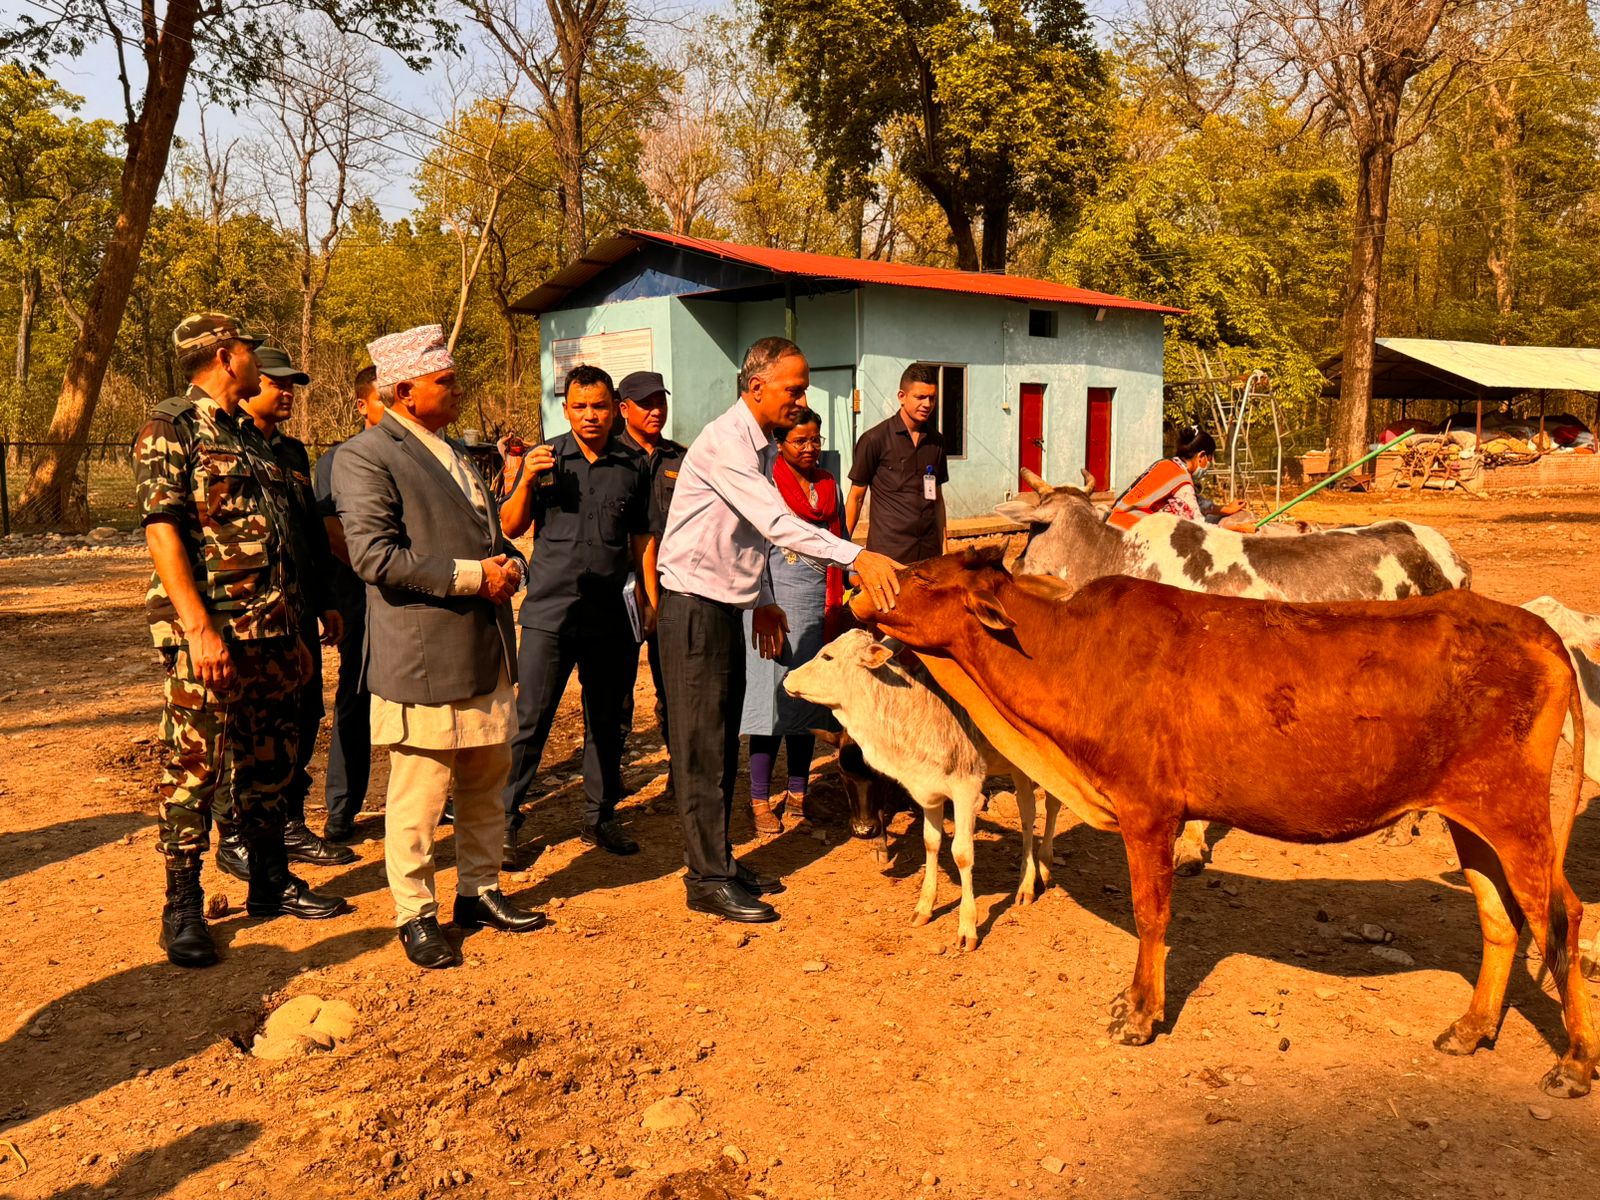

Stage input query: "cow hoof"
[
  {"left": 1107, "top": 1017, "right": 1155, "bottom": 1046},
  {"left": 1014, "top": 888, "right": 1036, "bottom": 907},
  {"left": 1583, "top": 952, "right": 1598, "bottom": 983},
  {"left": 1433, "top": 1022, "right": 1491, "bottom": 1057},
  {"left": 1174, "top": 852, "right": 1206, "bottom": 878},
  {"left": 911, "top": 911, "right": 931, "bottom": 928},
  {"left": 1540, "top": 1064, "right": 1593, "bottom": 1100},
  {"left": 959, "top": 934, "right": 979, "bottom": 952}
]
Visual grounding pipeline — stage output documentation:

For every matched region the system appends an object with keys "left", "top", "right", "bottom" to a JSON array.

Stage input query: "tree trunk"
[
  {"left": 557, "top": 63, "right": 586, "bottom": 260},
  {"left": 1485, "top": 80, "right": 1519, "bottom": 324},
  {"left": 15, "top": 0, "right": 200, "bottom": 529},
  {"left": 979, "top": 201, "right": 1009, "bottom": 272},
  {"left": 15, "top": 266, "right": 39, "bottom": 390},
  {"left": 1331, "top": 133, "right": 1397, "bottom": 470}
]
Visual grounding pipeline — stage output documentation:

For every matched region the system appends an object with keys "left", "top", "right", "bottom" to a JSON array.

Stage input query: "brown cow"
[{"left": 851, "top": 548, "right": 1597, "bottom": 1099}]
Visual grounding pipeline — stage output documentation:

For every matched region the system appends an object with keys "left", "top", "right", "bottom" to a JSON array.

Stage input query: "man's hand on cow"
[
  {"left": 478, "top": 554, "right": 520, "bottom": 605},
  {"left": 190, "top": 620, "right": 236, "bottom": 693},
  {"left": 319, "top": 609, "right": 344, "bottom": 646},
  {"left": 852, "top": 551, "right": 904, "bottom": 613},
  {"left": 752, "top": 603, "right": 788, "bottom": 660}
]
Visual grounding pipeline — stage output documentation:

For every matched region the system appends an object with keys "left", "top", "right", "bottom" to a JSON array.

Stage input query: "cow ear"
[
  {"left": 965, "top": 589, "right": 1016, "bottom": 631},
  {"left": 861, "top": 641, "right": 896, "bottom": 670},
  {"left": 995, "top": 499, "right": 1045, "bottom": 528}
]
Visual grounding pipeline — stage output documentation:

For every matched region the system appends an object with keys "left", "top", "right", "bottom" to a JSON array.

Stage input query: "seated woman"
[
  {"left": 739, "top": 407, "right": 848, "bottom": 836},
  {"left": 1107, "top": 426, "right": 1252, "bottom": 532}
]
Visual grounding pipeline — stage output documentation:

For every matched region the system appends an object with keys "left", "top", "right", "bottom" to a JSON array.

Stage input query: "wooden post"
[
  {"left": 0, "top": 440, "right": 9, "bottom": 537},
  {"left": 1539, "top": 390, "right": 1546, "bottom": 444},
  {"left": 1475, "top": 392, "right": 1483, "bottom": 450}
]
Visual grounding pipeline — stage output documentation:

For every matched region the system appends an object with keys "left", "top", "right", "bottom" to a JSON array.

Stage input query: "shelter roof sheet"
[
  {"left": 1322, "top": 337, "right": 1600, "bottom": 399},
  {"left": 513, "top": 229, "right": 1184, "bottom": 316}
]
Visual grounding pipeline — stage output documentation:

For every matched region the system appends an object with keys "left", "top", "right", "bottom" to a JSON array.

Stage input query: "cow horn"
[
  {"left": 1080, "top": 468, "right": 1098, "bottom": 491},
  {"left": 1020, "top": 467, "right": 1054, "bottom": 498}
]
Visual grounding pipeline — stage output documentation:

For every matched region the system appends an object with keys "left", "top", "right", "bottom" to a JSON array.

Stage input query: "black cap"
[{"left": 618, "top": 371, "right": 669, "bottom": 404}]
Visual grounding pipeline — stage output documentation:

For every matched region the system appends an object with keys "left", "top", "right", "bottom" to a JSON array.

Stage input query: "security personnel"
[
  {"left": 313, "top": 363, "right": 386, "bottom": 841},
  {"left": 499, "top": 363, "right": 659, "bottom": 865},
  {"left": 614, "top": 370, "right": 685, "bottom": 774},
  {"left": 134, "top": 314, "right": 346, "bottom": 969},
  {"left": 236, "top": 345, "right": 357, "bottom": 867}
]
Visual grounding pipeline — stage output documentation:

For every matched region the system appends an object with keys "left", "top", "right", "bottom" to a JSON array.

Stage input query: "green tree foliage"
[
  {"left": 755, "top": 0, "right": 1115, "bottom": 270},
  {"left": 0, "top": 66, "right": 118, "bottom": 435}
]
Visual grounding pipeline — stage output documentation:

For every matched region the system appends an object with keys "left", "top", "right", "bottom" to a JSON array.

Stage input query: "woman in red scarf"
[{"left": 739, "top": 407, "right": 847, "bottom": 836}]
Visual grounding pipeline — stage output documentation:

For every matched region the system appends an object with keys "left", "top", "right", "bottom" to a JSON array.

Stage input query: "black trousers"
[
  {"left": 503, "top": 618, "right": 634, "bottom": 830},
  {"left": 286, "top": 617, "right": 325, "bottom": 825},
  {"left": 657, "top": 590, "right": 745, "bottom": 896},
  {"left": 323, "top": 596, "right": 370, "bottom": 826},
  {"left": 620, "top": 632, "right": 669, "bottom": 750}
]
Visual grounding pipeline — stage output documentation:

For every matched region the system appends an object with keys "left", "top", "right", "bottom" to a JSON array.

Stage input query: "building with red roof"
[{"left": 513, "top": 230, "right": 1178, "bottom": 513}]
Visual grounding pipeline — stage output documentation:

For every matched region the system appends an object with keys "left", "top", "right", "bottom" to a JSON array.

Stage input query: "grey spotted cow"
[{"left": 998, "top": 469, "right": 1471, "bottom": 873}]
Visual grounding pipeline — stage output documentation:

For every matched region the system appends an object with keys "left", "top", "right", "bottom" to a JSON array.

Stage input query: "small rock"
[
  {"left": 722, "top": 1145, "right": 747, "bottom": 1165},
  {"left": 1278, "top": 1038, "right": 1291, "bottom": 1052},
  {"left": 802, "top": 960, "right": 828, "bottom": 973},
  {"left": 640, "top": 1096, "right": 699, "bottom": 1130},
  {"left": 249, "top": 1033, "right": 316, "bottom": 1061},
  {"left": 262, "top": 995, "right": 324, "bottom": 1041},
  {"left": 1039, "top": 1156, "right": 1066, "bottom": 1175},
  {"left": 1220, "top": 883, "right": 1240, "bottom": 897},
  {"left": 205, "top": 893, "right": 230, "bottom": 920},
  {"left": 921, "top": 1170, "right": 939, "bottom": 1187},
  {"left": 1313, "top": 987, "right": 1338, "bottom": 1001},
  {"left": 1370, "top": 945, "right": 1415, "bottom": 967},
  {"left": 724, "top": 930, "right": 751, "bottom": 949},
  {"left": 1359, "top": 923, "right": 1391, "bottom": 944},
  {"left": 1529, "top": 1105, "right": 1553, "bottom": 1121},
  {"left": 87, "top": 526, "right": 120, "bottom": 543}
]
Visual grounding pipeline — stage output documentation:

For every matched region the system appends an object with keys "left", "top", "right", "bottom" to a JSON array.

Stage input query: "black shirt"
[
  {"left": 617, "top": 426, "right": 688, "bottom": 535},
  {"left": 848, "top": 413, "right": 949, "bottom": 562},
  {"left": 519, "top": 431, "right": 653, "bottom": 632},
  {"left": 313, "top": 442, "right": 366, "bottom": 608}
]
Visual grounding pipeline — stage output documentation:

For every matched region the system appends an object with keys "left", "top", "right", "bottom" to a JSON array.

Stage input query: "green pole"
[{"left": 1257, "top": 429, "right": 1417, "bottom": 527}]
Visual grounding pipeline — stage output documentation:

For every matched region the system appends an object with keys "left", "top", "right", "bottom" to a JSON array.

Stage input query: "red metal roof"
[{"left": 512, "top": 228, "right": 1183, "bottom": 316}]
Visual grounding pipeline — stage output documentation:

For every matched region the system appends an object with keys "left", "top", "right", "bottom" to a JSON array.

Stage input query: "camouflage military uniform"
[{"left": 135, "top": 384, "right": 307, "bottom": 858}]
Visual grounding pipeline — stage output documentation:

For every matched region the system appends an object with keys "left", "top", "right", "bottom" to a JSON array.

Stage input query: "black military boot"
[
  {"left": 214, "top": 825, "right": 251, "bottom": 882},
  {"left": 282, "top": 820, "right": 357, "bottom": 867},
  {"left": 245, "top": 830, "right": 349, "bottom": 920},
  {"left": 160, "top": 855, "right": 218, "bottom": 968}
]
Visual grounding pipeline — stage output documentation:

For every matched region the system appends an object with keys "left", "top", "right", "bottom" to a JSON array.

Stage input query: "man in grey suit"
[{"left": 332, "top": 324, "right": 548, "bottom": 969}]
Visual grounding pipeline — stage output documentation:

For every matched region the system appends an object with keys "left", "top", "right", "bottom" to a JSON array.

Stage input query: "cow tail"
[{"left": 1544, "top": 665, "right": 1586, "bottom": 996}]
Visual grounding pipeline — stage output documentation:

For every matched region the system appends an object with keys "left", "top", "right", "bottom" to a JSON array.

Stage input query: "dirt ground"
[{"left": 3, "top": 489, "right": 1600, "bottom": 1200}]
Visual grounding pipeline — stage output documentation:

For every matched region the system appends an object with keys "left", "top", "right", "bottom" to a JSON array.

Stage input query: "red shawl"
[{"left": 773, "top": 455, "right": 848, "bottom": 640}]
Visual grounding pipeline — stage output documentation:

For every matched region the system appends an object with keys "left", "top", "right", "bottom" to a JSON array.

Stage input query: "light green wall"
[{"left": 538, "top": 285, "right": 1164, "bottom": 519}]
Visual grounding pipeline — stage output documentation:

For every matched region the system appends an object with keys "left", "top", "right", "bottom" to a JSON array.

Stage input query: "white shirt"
[
  {"left": 658, "top": 399, "right": 861, "bottom": 607},
  {"left": 383, "top": 407, "right": 492, "bottom": 596}
]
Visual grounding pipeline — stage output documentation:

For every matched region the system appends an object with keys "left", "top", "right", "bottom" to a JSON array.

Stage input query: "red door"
[
  {"left": 1086, "top": 388, "right": 1114, "bottom": 493},
  {"left": 1019, "top": 383, "right": 1045, "bottom": 490}
]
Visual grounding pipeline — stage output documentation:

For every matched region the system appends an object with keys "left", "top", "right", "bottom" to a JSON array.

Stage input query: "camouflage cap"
[
  {"left": 255, "top": 345, "right": 310, "bottom": 385},
  {"left": 172, "top": 312, "right": 263, "bottom": 355}
]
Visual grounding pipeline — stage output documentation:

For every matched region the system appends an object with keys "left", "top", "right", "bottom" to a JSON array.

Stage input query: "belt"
[{"left": 662, "top": 587, "right": 744, "bottom": 617}]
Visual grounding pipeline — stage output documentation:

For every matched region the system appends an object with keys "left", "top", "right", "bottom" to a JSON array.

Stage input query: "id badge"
[{"left": 923, "top": 474, "right": 937, "bottom": 501}]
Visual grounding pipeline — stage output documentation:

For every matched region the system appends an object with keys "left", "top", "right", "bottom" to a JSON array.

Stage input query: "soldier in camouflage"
[
  {"left": 135, "top": 313, "right": 347, "bottom": 969},
  {"left": 232, "top": 346, "right": 357, "bottom": 870}
]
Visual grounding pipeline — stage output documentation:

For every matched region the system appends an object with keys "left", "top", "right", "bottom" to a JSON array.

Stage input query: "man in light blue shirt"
[{"left": 656, "top": 336, "right": 903, "bottom": 922}]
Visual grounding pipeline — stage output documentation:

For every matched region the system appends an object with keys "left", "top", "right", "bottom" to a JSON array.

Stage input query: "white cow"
[
  {"left": 1520, "top": 595, "right": 1600, "bottom": 981},
  {"left": 784, "top": 629, "right": 1062, "bottom": 950}
]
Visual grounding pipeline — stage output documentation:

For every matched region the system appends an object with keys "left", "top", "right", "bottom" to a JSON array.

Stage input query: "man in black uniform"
[
  {"left": 614, "top": 370, "right": 685, "bottom": 776},
  {"left": 236, "top": 346, "right": 357, "bottom": 867},
  {"left": 313, "top": 363, "right": 386, "bottom": 842},
  {"left": 500, "top": 364, "right": 660, "bottom": 865},
  {"left": 844, "top": 361, "right": 949, "bottom": 562}
]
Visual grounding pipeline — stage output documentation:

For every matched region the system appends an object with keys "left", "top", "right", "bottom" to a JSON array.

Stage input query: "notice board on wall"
[{"left": 552, "top": 329, "right": 655, "bottom": 390}]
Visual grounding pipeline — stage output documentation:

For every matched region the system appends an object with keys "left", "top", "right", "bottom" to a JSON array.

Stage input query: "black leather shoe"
[
  {"left": 283, "top": 820, "right": 358, "bottom": 866},
  {"left": 453, "top": 889, "right": 550, "bottom": 933},
  {"left": 245, "top": 832, "right": 349, "bottom": 920},
  {"left": 440, "top": 801, "right": 454, "bottom": 826},
  {"left": 398, "top": 916, "right": 457, "bottom": 969},
  {"left": 735, "top": 861, "right": 785, "bottom": 896},
  {"left": 502, "top": 828, "right": 523, "bottom": 870},
  {"left": 687, "top": 882, "right": 780, "bottom": 923},
  {"left": 215, "top": 828, "right": 251, "bottom": 882},
  {"left": 159, "top": 856, "right": 217, "bottom": 968},
  {"left": 322, "top": 817, "right": 358, "bottom": 844},
  {"left": 581, "top": 819, "right": 639, "bottom": 855}
]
